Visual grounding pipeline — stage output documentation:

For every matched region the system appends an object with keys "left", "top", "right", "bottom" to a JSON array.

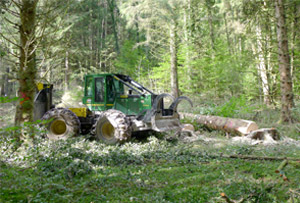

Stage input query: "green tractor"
[{"left": 34, "top": 74, "right": 192, "bottom": 144}]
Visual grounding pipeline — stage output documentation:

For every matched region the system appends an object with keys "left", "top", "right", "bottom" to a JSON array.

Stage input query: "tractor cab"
[{"left": 82, "top": 74, "right": 153, "bottom": 115}]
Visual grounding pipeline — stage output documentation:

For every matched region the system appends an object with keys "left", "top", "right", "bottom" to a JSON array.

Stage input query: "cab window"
[
  {"left": 95, "top": 77, "right": 105, "bottom": 102},
  {"left": 107, "top": 76, "right": 116, "bottom": 103},
  {"left": 85, "top": 77, "right": 93, "bottom": 97}
]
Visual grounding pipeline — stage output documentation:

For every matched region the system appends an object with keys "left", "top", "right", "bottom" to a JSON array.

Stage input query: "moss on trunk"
[{"left": 15, "top": 0, "right": 39, "bottom": 127}]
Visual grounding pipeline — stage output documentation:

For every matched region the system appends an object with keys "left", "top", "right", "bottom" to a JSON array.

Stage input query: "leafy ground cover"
[
  {"left": 1, "top": 97, "right": 300, "bottom": 202},
  {"left": 1, "top": 133, "right": 300, "bottom": 202}
]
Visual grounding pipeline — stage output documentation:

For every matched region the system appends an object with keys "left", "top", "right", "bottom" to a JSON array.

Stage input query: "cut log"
[{"left": 181, "top": 113, "right": 258, "bottom": 136}]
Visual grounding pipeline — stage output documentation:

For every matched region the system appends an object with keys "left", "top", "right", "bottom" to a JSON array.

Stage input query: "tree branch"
[
  {"left": 0, "top": 32, "right": 21, "bottom": 49},
  {"left": 3, "top": 6, "right": 20, "bottom": 17},
  {"left": 10, "top": 0, "right": 21, "bottom": 9},
  {"left": 3, "top": 17, "right": 19, "bottom": 27}
]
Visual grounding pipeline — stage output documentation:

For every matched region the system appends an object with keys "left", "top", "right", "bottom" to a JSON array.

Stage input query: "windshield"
[
  {"left": 95, "top": 77, "right": 105, "bottom": 102},
  {"left": 85, "top": 76, "right": 93, "bottom": 97}
]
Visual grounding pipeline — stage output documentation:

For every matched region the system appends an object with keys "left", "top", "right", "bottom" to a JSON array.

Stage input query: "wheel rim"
[
  {"left": 50, "top": 120, "right": 67, "bottom": 135},
  {"left": 101, "top": 121, "right": 115, "bottom": 140}
]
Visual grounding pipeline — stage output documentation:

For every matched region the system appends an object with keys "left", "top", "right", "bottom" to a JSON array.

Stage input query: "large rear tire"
[
  {"left": 93, "top": 110, "right": 131, "bottom": 144},
  {"left": 42, "top": 108, "right": 80, "bottom": 140}
]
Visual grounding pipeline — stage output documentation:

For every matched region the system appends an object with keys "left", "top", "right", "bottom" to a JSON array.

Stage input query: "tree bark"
[
  {"left": 291, "top": 3, "right": 300, "bottom": 82},
  {"left": 206, "top": 0, "right": 215, "bottom": 51},
  {"left": 184, "top": 0, "right": 192, "bottom": 90},
  {"left": 223, "top": 13, "right": 232, "bottom": 54},
  {"left": 255, "top": 25, "right": 270, "bottom": 105},
  {"left": 64, "top": 50, "right": 69, "bottom": 91},
  {"left": 0, "top": 56, "right": 4, "bottom": 96},
  {"left": 170, "top": 20, "right": 179, "bottom": 98},
  {"left": 223, "top": 0, "right": 233, "bottom": 54},
  {"left": 89, "top": 2, "right": 93, "bottom": 68},
  {"left": 265, "top": 21, "right": 275, "bottom": 104},
  {"left": 100, "top": 14, "right": 106, "bottom": 70},
  {"left": 107, "top": 0, "right": 119, "bottom": 54},
  {"left": 15, "top": 0, "right": 39, "bottom": 126},
  {"left": 181, "top": 113, "right": 258, "bottom": 136},
  {"left": 275, "top": 0, "right": 294, "bottom": 123}
]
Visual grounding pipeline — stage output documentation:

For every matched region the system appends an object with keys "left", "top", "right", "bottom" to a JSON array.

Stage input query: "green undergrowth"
[
  {"left": 179, "top": 95, "right": 300, "bottom": 140},
  {"left": 1, "top": 134, "right": 300, "bottom": 202},
  {"left": 1, "top": 96, "right": 300, "bottom": 202}
]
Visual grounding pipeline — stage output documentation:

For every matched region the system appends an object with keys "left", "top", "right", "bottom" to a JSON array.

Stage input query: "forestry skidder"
[{"left": 34, "top": 74, "right": 192, "bottom": 144}]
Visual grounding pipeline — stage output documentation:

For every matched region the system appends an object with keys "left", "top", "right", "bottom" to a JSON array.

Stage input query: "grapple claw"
[
  {"left": 152, "top": 93, "right": 174, "bottom": 111},
  {"left": 141, "top": 94, "right": 193, "bottom": 132},
  {"left": 169, "top": 96, "right": 193, "bottom": 112}
]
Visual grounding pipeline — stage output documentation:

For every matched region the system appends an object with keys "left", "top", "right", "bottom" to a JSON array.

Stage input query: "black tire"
[
  {"left": 93, "top": 110, "right": 131, "bottom": 145},
  {"left": 42, "top": 108, "right": 80, "bottom": 140}
]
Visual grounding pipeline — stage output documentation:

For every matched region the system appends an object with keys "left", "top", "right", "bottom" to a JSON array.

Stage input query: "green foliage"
[
  {"left": 1, "top": 94, "right": 299, "bottom": 202},
  {"left": 150, "top": 53, "right": 171, "bottom": 93},
  {"left": 187, "top": 95, "right": 256, "bottom": 118},
  {"left": 1, "top": 0, "right": 300, "bottom": 200},
  {"left": 1, "top": 134, "right": 300, "bottom": 202},
  {"left": 214, "top": 95, "right": 255, "bottom": 117},
  {"left": 0, "top": 49, "right": 5, "bottom": 57},
  {"left": 114, "top": 40, "right": 149, "bottom": 78},
  {"left": 2, "top": 0, "right": 298, "bottom": 107},
  {"left": 0, "top": 96, "right": 20, "bottom": 104}
]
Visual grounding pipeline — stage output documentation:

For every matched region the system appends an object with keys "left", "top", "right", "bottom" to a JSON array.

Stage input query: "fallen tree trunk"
[
  {"left": 181, "top": 113, "right": 258, "bottom": 136},
  {"left": 220, "top": 154, "right": 300, "bottom": 161}
]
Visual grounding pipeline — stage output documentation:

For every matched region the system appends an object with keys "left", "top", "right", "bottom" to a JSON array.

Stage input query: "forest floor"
[
  {"left": 1, "top": 98, "right": 300, "bottom": 202},
  {"left": 1, "top": 132, "right": 300, "bottom": 202}
]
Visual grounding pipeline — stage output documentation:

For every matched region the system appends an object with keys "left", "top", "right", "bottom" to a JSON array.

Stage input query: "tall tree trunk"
[
  {"left": 100, "top": 17, "right": 105, "bottom": 70},
  {"left": 0, "top": 56, "right": 4, "bottom": 96},
  {"left": 6, "top": 68, "right": 10, "bottom": 96},
  {"left": 184, "top": 0, "right": 192, "bottom": 91},
  {"left": 223, "top": 13, "right": 232, "bottom": 54},
  {"left": 170, "top": 21, "right": 179, "bottom": 98},
  {"left": 135, "top": 22, "right": 140, "bottom": 43},
  {"left": 291, "top": 3, "right": 300, "bottom": 81},
  {"left": 265, "top": 22, "right": 275, "bottom": 104},
  {"left": 89, "top": 2, "right": 94, "bottom": 69},
  {"left": 255, "top": 25, "right": 270, "bottom": 105},
  {"left": 15, "top": 0, "right": 39, "bottom": 126},
  {"left": 64, "top": 50, "right": 69, "bottom": 91},
  {"left": 206, "top": 0, "right": 215, "bottom": 51},
  {"left": 223, "top": 0, "right": 233, "bottom": 54},
  {"left": 100, "top": 1, "right": 108, "bottom": 70},
  {"left": 275, "top": 0, "right": 294, "bottom": 123},
  {"left": 107, "top": 0, "right": 119, "bottom": 54},
  {"left": 96, "top": 0, "right": 102, "bottom": 69}
]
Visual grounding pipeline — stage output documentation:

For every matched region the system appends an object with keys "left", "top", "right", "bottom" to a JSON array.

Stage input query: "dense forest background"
[
  {"left": 0, "top": 0, "right": 299, "bottom": 121},
  {"left": 1, "top": 1, "right": 300, "bottom": 202}
]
